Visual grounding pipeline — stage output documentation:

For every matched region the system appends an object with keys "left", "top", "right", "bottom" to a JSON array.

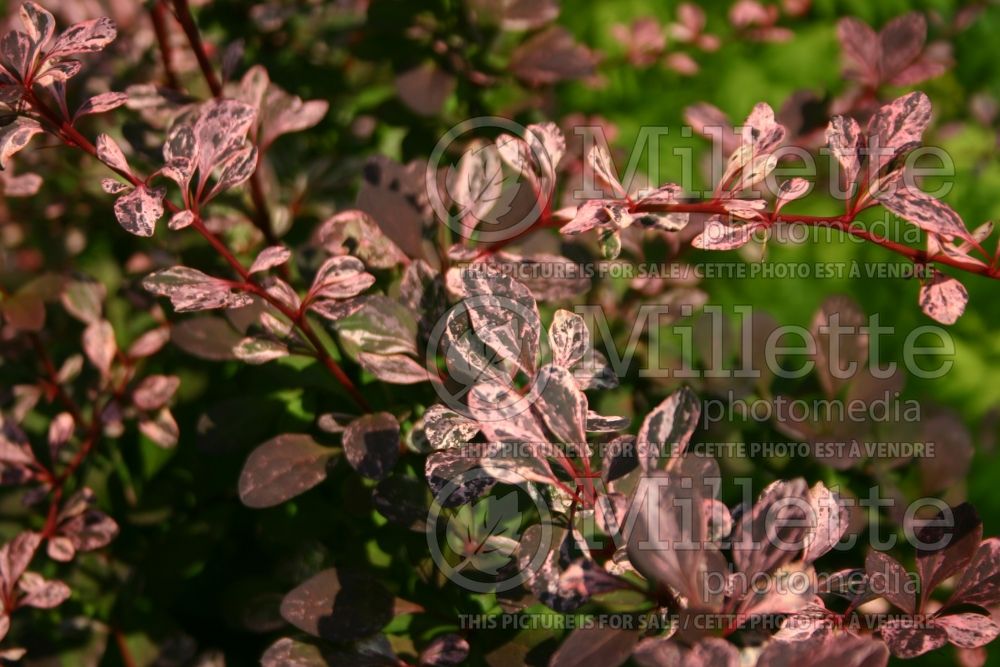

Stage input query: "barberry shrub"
[{"left": 0, "top": 1, "right": 997, "bottom": 665}]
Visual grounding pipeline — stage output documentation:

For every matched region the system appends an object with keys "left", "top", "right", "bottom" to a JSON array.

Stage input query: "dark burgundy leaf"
[
  {"left": 238, "top": 434, "right": 336, "bottom": 508},
  {"left": 343, "top": 413, "right": 400, "bottom": 481},
  {"left": 549, "top": 625, "right": 638, "bottom": 667},
  {"left": 280, "top": 568, "right": 394, "bottom": 642}
]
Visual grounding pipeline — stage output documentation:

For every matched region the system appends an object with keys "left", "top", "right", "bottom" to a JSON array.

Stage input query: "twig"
[
  {"left": 21, "top": 89, "right": 371, "bottom": 413},
  {"left": 150, "top": 1, "right": 180, "bottom": 90},
  {"left": 170, "top": 0, "right": 278, "bottom": 245}
]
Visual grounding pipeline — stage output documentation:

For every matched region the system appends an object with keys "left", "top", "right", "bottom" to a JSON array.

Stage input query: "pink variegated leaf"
[
  {"left": 309, "top": 297, "right": 366, "bottom": 323},
  {"left": 47, "top": 411, "right": 74, "bottom": 451},
  {"left": 826, "top": 115, "right": 862, "bottom": 190},
  {"left": 17, "top": 573, "right": 70, "bottom": 609},
  {"left": 0, "top": 31, "right": 33, "bottom": 80},
  {"left": 637, "top": 386, "right": 701, "bottom": 469},
  {"left": 309, "top": 256, "right": 375, "bottom": 300},
  {"left": 774, "top": 178, "right": 810, "bottom": 213},
  {"left": 67, "top": 509, "right": 118, "bottom": 552},
  {"left": 48, "top": 17, "right": 117, "bottom": 58},
  {"left": 357, "top": 352, "right": 431, "bottom": 385},
  {"left": 865, "top": 551, "right": 916, "bottom": 614},
  {"left": 560, "top": 200, "right": 633, "bottom": 235},
  {"left": 495, "top": 133, "right": 537, "bottom": 188},
  {"left": 233, "top": 337, "right": 289, "bottom": 364},
  {"left": 497, "top": 0, "right": 559, "bottom": 30},
  {"left": 74, "top": 91, "right": 127, "bottom": 120},
  {"left": 636, "top": 182, "right": 682, "bottom": 205},
  {"left": 587, "top": 144, "right": 627, "bottom": 198},
  {"left": 448, "top": 140, "right": 504, "bottom": 222},
  {"left": 249, "top": 246, "right": 292, "bottom": 274},
  {"left": 20, "top": 3, "right": 55, "bottom": 50},
  {"left": 163, "top": 122, "right": 198, "bottom": 178},
  {"left": 949, "top": 538, "right": 1000, "bottom": 609},
  {"left": 82, "top": 319, "right": 116, "bottom": 377},
  {"left": 740, "top": 102, "right": 786, "bottom": 156},
  {"left": 127, "top": 327, "right": 170, "bottom": 358},
  {"left": 101, "top": 178, "right": 128, "bottom": 194},
  {"left": 314, "top": 210, "right": 407, "bottom": 269},
  {"left": 46, "top": 536, "right": 75, "bottom": 562},
  {"left": 532, "top": 365, "right": 587, "bottom": 448},
  {"left": 528, "top": 122, "right": 565, "bottom": 180},
  {"left": 880, "top": 618, "right": 948, "bottom": 658},
  {"left": 803, "top": 481, "right": 848, "bottom": 564},
  {"left": 1, "top": 171, "right": 42, "bottom": 196},
  {"left": 627, "top": 469, "right": 727, "bottom": 610},
  {"left": 586, "top": 411, "right": 628, "bottom": 432},
  {"left": 33, "top": 60, "right": 82, "bottom": 85},
  {"left": 919, "top": 272, "right": 968, "bottom": 325},
  {"left": 735, "top": 153, "right": 779, "bottom": 191},
  {"left": 467, "top": 380, "right": 547, "bottom": 444},
  {"left": 548, "top": 309, "right": 589, "bottom": 369},
  {"left": 132, "top": 375, "right": 180, "bottom": 411},
  {"left": 422, "top": 405, "right": 479, "bottom": 451},
  {"left": 936, "top": 613, "right": 1000, "bottom": 649},
  {"left": 260, "top": 93, "right": 328, "bottom": 149},
  {"left": 209, "top": 144, "right": 258, "bottom": 198},
  {"left": 876, "top": 185, "right": 970, "bottom": 242},
  {"left": 113, "top": 185, "right": 164, "bottom": 237},
  {"left": 691, "top": 215, "right": 759, "bottom": 250},
  {"left": 0, "top": 118, "right": 43, "bottom": 170},
  {"left": 168, "top": 210, "right": 194, "bottom": 230},
  {"left": 867, "top": 92, "right": 932, "bottom": 172},
  {"left": 194, "top": 99, "right": 257, "bottom": 177},
  {"left": 143, "top": 266, "right": 251, "bottom": 312},
  {"left": 95, "top": 133, "right": 129, "bottom": 173},
  {"left": 138, "top": 407, "right": 178, "bottom": 448},
  {"left": 0, "top": 532, "right": 42, "bottom": 589},
  {"left": 732, "top": 479, "right": 810, "bottom": 576}
]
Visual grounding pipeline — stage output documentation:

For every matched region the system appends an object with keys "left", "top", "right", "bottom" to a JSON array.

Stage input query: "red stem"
[
  {"left": 169, "top": 0, "right": 222, "bottom": 97},
  {"left": 22, "top": 88, "right": 371, "bottom": 412},
  {"left": 170, "top": 0, "right": 278, "bottom": 245},
  {"left": 478, "top": 195, "right": 998, "bottom": 280}
]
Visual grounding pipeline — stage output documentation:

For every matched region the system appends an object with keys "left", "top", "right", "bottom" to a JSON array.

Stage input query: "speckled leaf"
[
  {"left": 249, "top": 246, "right": 292, "bottom": 274},
  {"left": 114, "top": 185, "right": 164, "bottom": 237},
  {"left": 548, "top": 309, "right": 589, "bottom": 368},
  {"left": 637, "top": 386, "right": 701, "bottom": 469},
  {"left": 0, "top": 119, "right": 43, "bottom": 170},
  {"left": 876, "top": 186, "right": 969, "bottom": 242},
  {"left": 919, "top": 273, "right": 968, "bottom": 325},
  {"left": 49, "top": 17, "right": 117, "bottom": 58},
  {"left": 238, "top": 434, "right": 335, "bottom": 508}
]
